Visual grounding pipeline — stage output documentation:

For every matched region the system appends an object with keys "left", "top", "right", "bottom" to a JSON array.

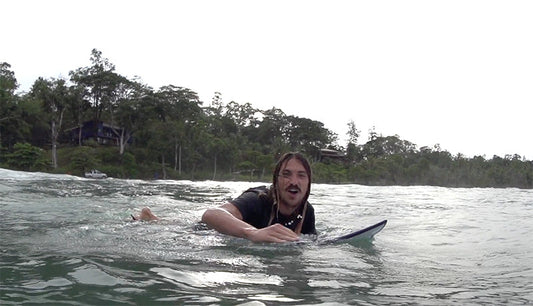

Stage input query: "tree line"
[{"left": 1, "top": 49, "right": 531, "bottom": 188}]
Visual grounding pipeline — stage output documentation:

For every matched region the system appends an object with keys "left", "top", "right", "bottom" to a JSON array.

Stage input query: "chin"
[{"left": 283, "top": 197, "right": 303, "bottom": 207}]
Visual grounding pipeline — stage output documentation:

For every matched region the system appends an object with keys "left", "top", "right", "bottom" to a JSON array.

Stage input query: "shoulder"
[
  {"left": 230, "top": 186, "right": 268, "bottom": 203},
  {"left": 229, "top": 186, "right": 272, "bottom": 219},
  {"left": 244, "top": 185, "right": 270, "bottom": 194},
  {"left": 230, "top": 186, "right": 271, "bottom": 203},
  {"left": 305, "top": 202, "right": 315, "bottom": 215}
]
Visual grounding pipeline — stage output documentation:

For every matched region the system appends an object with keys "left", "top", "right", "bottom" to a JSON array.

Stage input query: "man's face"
[{"left": 276, "top": 157, "right": 309, "bottom": 214}]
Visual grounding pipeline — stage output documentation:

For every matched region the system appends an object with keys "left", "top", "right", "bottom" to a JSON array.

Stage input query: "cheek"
[
  {"left": 301, "top": 180, "right": 310, "bottom": 193},
  {"left": 276, "top": 179, "right": 286, "bottom": 191}
]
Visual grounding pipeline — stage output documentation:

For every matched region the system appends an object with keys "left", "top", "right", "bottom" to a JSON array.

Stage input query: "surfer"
[
  {"left": 133, "top": 152, "right": 317, "bottom": 243},
  {"left": 201, "top": 152, "right": 316, "bottom": 243}
]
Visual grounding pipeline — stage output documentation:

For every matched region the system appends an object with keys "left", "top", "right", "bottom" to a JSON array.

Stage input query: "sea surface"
[{"left": 1, "top": 168, "right": 532, "bottom": 305}]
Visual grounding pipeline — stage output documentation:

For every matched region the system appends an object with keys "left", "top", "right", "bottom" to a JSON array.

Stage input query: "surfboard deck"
[{"left": 319, "top": 220, "right": 387, "bottom": 244}]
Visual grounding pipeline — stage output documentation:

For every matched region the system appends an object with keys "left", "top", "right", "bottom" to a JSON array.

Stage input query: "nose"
[{"left": 287, "top": 175, "right": 298, "bottom": 184}]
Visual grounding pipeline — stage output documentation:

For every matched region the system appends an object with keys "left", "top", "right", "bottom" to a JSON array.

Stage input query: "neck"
[{"left": 278, "top": 201, "right": 301, "bottom": 216}]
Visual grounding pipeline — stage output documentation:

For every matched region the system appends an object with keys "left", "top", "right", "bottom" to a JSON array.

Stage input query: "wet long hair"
[{"left": 264, "top": 152, "right": 312, "bottom": 233}]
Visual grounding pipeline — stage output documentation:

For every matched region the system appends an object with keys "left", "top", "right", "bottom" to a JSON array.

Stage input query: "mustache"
[{"left": 285, "top": 184, "right": 301, "bottom": 192}]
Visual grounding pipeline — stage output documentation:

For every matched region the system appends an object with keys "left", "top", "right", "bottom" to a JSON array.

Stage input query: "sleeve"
[{"left": 229, "top": 190, "right": 262, "bottom": 224}]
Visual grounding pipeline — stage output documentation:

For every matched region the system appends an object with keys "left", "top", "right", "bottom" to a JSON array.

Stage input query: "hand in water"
[
  {"left": 132, "top": 207, "right": 159, "bottom": 221},
  {"left": 245, "top": 223, "right": 300, "bottom": 243}
]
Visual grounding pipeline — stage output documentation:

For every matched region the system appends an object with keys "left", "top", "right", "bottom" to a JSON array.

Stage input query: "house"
[
  {"left": 66, "top": 120, "right": 132, "bottom": 146},
  {"left": 318, "top": 148, "right": 345, "bottom": 161}
]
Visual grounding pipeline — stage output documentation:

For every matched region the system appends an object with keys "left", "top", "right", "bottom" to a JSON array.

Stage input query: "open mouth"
[{"left": 287, "top": 186, "right": 300, "bottom": 194}]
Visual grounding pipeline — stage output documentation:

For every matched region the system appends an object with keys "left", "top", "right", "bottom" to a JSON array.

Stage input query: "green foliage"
[
  {"left": 1, "top": 51, "right": 532, "bottom": 189},
  {"left": 237, "top": 160, "right": 256, "bottom": 171},
  {"left": 313, "top": 161, "right": 348, "bottom": 183},
  {"left": 120, "top": 152, "right": 138, "bottom": 178},
  {"left": 0, "top": 62, "right": 18, "bottom": 95},
  {"left": 68, "top": 146, "right": 99, "bottom": 175},
  {"left": 343, "top": 151, "right": 533, "bottom": 189},
  {"left": 4, "top": 143, "right": 47, "bottom": 171}
]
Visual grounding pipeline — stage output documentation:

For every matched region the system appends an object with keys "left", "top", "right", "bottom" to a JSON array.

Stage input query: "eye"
[
  {"left": 279, "top": 170, "right": 308, "bottom": 180},
  {"left": 280, "top": 171, "right": 291, "bottom": 178}
]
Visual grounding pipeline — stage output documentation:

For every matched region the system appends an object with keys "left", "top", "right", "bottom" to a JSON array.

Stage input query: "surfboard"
[{"left": 319, "top": 220, "right": 387, "bottom": 244}]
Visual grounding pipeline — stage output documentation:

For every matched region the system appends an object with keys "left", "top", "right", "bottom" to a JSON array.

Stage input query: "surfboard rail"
[{"left": 321, "top": 220, "right": 387, "bottom": 244}]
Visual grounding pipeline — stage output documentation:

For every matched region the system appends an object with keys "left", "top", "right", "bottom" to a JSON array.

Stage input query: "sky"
[{"left": 3, "top": 0, "right": 532, "bottom": 159}]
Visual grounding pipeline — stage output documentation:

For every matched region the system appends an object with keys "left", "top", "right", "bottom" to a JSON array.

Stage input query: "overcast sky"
[{"left": 3, "top": 0, "right": 532, "bottom": 159}]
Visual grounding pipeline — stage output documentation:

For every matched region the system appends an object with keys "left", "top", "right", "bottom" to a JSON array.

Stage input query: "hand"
[
  {"left": 245, "top": 223, "right": 300, "bottom": 243},
  {"left": 133, "top": 207, "right": 159, "bottom": 221}
]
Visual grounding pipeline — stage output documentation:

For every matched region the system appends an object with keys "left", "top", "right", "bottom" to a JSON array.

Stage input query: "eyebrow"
[{"left": 281, "top": 169, "right": 307, "bottom": 175}]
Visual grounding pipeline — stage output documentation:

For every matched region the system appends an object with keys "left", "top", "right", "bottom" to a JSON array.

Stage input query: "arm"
[{"left": 201, "top": 203, "right": 299, "bottom": 243}]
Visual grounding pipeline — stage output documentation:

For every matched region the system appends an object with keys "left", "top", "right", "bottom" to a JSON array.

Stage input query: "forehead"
[{"left": 280, "top": 157, "right": 307, "bottom": 172}]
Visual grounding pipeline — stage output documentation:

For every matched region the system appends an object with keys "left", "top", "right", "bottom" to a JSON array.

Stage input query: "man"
[{"left": 201, "top": 152, "right": 316, "bottom": 243}]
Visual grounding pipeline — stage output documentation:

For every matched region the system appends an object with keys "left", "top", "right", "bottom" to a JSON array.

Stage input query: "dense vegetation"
[{"left": 1, "top": 50, "right": 532, "bottom": 188}]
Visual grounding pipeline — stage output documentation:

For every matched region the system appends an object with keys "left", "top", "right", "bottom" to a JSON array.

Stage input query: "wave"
[{"left": 0, "top": 168, "right": 82, "bottom": 181}]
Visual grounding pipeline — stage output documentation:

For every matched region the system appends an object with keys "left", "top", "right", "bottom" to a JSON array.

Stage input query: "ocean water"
[{"left": 1, "top": 168, "right": 532, "bottom": 305}]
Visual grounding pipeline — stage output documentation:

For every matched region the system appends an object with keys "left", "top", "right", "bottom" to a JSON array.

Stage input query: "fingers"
[
  {"left": 249, "top": 224, "right": 300, "bottom": 243},
  {"left": 135, "top": 207, "right": 159, "bottom": 221},
  {"left": 269, "top": 224, "right": 299, "bottom": 241}
]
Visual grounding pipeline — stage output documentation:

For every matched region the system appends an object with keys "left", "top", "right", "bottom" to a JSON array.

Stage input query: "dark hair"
[
  {"left": 270, "top": 152, "right": 312, "bottom": 206},
  {"left": 262, "top": 152, "right": 312, "bottom": 232}
]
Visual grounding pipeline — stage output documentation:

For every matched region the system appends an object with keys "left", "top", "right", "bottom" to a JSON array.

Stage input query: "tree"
[
  {"left": 65, "top": 84, "right": 91, "bottom": 146},
  {"left": 0, "top": 62, "right": 17, "bottom": 93},
  {"left": 70, "top": 49, "right": 140, "bottom": 156},
  {"left": 5, "top": 143, "right": 46, "bottom": 171},
  {"left": 285, "top": 115, "right": 334, "bottom": 159},
  {"left": 4, "top": 51, "right": 533, "bottom": 187},
  {"left": 69, "top": 146, "right": 98, "bottom": 174},
  {"left": 145, "top": 120, "right": 174, "bottom": 179},
  {"left": 210, "top": 91, "right": 224, "bottom": 115},
  {"left": 6, "top": 95, "right": 43, "bottom": 149},
  {"left": 0, "top": 62, "right": 19, "bottom": 148},
  {"left": 361, "top": 135, "right": 416, "bottom": 159},
  {"left": 206, "top": 134, "right": 227, "bottom": 180},
  {"left": 225, "top": 101, "right": 258, "bottom": 130},
  {"left": 347, "top": 120, "right": 360, "bottom": 145},
  {"left": 346, "top": 142, "right": 360, "bottom": 163},
  {"left": 368, "top": 126, "right": 378, "bottom": 141},
  {"left": 254, "top": 107, "right": 289, "bottom": 154},
  {"left": 156, "top": 85, "right": 203, "bottom": 171},
  {"left": 69, "top": 49, "right": 129, "bottom": 122},
  {"left": 109, "top": 81, "right": 147, "bottom": 155},
  {"left": 30, "top": 77, "right": 68, "bottom": 168}
]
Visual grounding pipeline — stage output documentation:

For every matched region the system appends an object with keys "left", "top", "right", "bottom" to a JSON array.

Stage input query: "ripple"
[{"left": 2, "top": 169, "right": 532, "bottom": 305}]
